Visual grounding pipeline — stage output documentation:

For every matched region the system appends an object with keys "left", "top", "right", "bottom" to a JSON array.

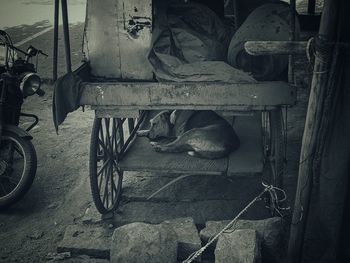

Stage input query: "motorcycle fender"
[{"left": 3, "top": 125, "right": 33, "bottom": 140}]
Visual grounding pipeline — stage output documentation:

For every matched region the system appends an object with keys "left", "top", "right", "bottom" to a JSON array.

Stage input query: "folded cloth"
[
  {"left": 52, "top": 72, "right": 83, "bottom": 133},
  {"left": 149, "top": 2, "right": 256, "bottom": 83}
]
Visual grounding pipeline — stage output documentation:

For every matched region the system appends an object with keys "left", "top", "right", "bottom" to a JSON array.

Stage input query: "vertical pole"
[
  {"left": 61, "top": 0, "right": 72, "bottom": 73},
  {"left": 308, "top": 0, "right": 316, "bottom": 14},
  {"left": 287, "top": 0, "right": 339, "bottom": 262},
  {"left": 288, "top": 0, "right": 296, "bottom": 84},
  {"left": 53, "top": 0, "right": 59, "bottom": 80}
]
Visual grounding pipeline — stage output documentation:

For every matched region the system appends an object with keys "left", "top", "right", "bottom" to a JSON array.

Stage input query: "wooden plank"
[
  {"left": 116, "top": 0, "right": 153, "bottom": 80},
  {"left": 119, "top": 114, "right": 263, "bottom": 175},
  {"left": 227, "top": 113, "right": 263, "bottom": 176},
  {"left": 244, "top": 41, "right": 307, "bottom": 56},
  {"left": 94, "top": 109, "right": 139, "bottom": 118},
  {"left": 85, "top": 0, "right": 121, "bottom": 78},
  {"left": 79, "top": 82, "right": 296, "bottom": 108}
]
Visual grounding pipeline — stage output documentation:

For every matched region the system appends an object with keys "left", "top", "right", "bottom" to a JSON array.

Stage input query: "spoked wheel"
[
  {"left": 0, "top": 131, "right": 37, "bottom": 208},
  {"left": 262, "top": 108, "right": 286, "bottom": 214},
  {"left": 90, "top": 117, "right": 135, "bottom": 214}
]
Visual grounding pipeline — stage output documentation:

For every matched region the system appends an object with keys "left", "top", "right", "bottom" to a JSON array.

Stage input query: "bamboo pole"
[
  {"left": 53, "top": 0, "right": 59, "bottom": 80},
  {"left": 287, "top": 0, "right": 339, "bottom": 262}
]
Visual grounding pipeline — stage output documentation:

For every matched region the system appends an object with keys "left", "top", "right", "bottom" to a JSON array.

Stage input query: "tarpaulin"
[{"left": 148, "top": 2, "right": 257, "bottom": 83}]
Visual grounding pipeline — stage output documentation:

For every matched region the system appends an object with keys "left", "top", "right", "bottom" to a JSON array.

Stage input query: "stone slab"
[
  {"left": 110, "top": 222, "right": 177, "bottom": 263},
  {"left": 200, "top": 217, "right": 284, "bottom": 262},
  {"left": 215, "top": 229, "right": 261, "bottom": 263},
  {"left": 162, "top": 217, "right": 201, "bottom": 261},
  {"left": 57, "top": 225, "right": 111, "bottom": 259}
]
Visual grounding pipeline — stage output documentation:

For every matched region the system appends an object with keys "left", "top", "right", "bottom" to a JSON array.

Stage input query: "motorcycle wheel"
[{"left": 0, "top": 130, "right": 37, "bottom": 208}]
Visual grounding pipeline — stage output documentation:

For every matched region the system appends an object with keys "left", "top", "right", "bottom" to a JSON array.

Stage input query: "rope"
[{"left": 182, "top": 183, "right": 288, "bottom": 263}]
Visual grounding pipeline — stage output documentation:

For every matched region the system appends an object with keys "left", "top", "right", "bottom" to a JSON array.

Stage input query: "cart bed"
[{"left": 119, "top": 113, "right": 263, "bottom": 176}]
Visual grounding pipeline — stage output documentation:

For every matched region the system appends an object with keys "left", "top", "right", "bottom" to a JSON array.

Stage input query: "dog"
[{"left": 136, "top": 110, "right": 240, "bottom": 159}]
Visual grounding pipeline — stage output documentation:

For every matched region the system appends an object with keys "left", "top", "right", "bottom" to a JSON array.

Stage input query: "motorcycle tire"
[{"left": 0, "top": 130, "right": 37, "bottom": 208}]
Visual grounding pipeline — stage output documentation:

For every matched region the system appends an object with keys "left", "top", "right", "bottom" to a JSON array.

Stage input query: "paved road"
[
  {"left": 0, "top": 0, "right": 86, "bottom": 80},
  {"left": 0, "top": 0, "right": 86, "bottom": 28}
]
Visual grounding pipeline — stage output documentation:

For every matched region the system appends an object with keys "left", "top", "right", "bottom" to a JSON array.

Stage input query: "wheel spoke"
[
  {"left": 117, "top": 119, "right": 124, "bottom": 153},
  {"left": 111, "top": 166, "right": 114, "bottom": 205},
  {"left": 99, "top": 119, "right": 105, "bottom": 146},
  {"left": 102, "top": 162, "right": 111, "bottom": 207},
  {"left": 111, "top": 119, "right": 116, "bottom": 154},
  {"left": 104, "top": 118, "right": 113, "bottom": 153},
  {"left": 97, "top": 138, "right": 109, "bottom": 157},
  {"left": 97, "top": 158, "right": 110, "bottom": 176},
  {"left": 111, "top": 164, "right": 119, "bottom": 199},
  {"left": 113, "top": 160, "right": 123, "bottom": 177},
  {"left": 111, "top": 169, "right": 118, "bottom": 197}
]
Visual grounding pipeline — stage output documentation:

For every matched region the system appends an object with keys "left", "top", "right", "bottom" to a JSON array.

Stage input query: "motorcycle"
[{"left": 0, "top": 30, "right": 46, "bottom": 208}]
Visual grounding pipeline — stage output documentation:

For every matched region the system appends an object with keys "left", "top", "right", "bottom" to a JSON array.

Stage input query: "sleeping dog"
[{"left": 137, "top": 110, "right": 240, "bottom": 159}]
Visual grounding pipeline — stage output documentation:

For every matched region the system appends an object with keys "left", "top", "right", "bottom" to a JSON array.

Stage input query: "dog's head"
[{"left": 137, "top": 111, "right": 172, "bottom": 140}]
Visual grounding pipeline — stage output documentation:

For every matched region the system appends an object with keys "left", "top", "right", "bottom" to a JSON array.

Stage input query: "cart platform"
[{"left": 119, "top": 113, "right": 263, "bottom": 176}]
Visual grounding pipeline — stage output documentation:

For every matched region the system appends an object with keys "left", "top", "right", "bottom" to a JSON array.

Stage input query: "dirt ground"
[{"left": 0, "top": 85, "right": 95, "bottom": 262}]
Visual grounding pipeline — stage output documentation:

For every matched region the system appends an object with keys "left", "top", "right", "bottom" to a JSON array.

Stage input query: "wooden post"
[
  {"left": 61, "top": 0, "right": 72, "bottom": 73},
  {"left": 53, "top": 0, "right": 59, "bottom": 81},
  {"left": 287, "top": 0, "right": 339, "bottom": 262}
]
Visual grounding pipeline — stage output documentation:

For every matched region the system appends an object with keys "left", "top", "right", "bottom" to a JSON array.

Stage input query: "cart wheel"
[{"left": 90, "top": 117, "right": 127, "bottom": 214}]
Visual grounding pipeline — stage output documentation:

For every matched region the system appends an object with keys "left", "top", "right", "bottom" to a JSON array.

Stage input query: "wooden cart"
[{"left": 54, "top": 0, "right": 314, "bottom": 215}]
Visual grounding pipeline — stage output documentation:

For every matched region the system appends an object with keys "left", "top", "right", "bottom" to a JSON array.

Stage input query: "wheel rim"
[
  {"left": 94, "top": 118, "right": 125, "bottom": 212},
  {"left": 0, "top": 136, "right": 26, "bottom": 198}
]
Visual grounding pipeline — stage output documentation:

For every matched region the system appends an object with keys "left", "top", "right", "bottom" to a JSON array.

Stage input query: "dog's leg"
[
  {"left": 152, "top": 125, "right": 239, "bottom": 159},
  {"left": 151, "top": 131, "right": 194, "bottom": 153}
]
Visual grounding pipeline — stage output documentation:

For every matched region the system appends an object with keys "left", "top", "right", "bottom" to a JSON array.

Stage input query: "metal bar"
[
  {"left": 53, "top": 0, "right": 59, "bottom": 80},
  {"left": 308, "top": 0, "right": 316, "bottom": 14},
  {"left": 61, "top": 0, "right": 72, "bottom": 73},
  {"left": 20, "top": 113, "right": 39, "bottom": 132},
  {"left": 287, "top": 0, "right": 339, "bottom": 262}
]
